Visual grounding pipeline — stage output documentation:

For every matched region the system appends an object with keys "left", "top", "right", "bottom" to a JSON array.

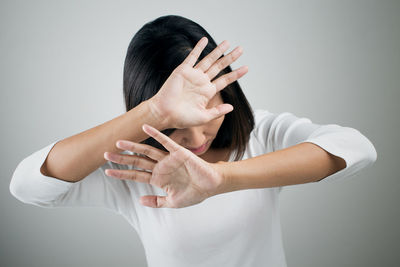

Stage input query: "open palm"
[
  {"left": 148, "top": 36, "right": 248, "bottom": 129},
  {"left": 154, "top": 65, "right": 217, "bottom": 127},
  {"left": 103, "top": 124, "right": 225, "bottom": 208}
]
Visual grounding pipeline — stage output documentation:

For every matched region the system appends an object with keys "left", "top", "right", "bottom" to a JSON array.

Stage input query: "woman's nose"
[{"left": 181, "top": 128, "right": 206, "bottom": 148}]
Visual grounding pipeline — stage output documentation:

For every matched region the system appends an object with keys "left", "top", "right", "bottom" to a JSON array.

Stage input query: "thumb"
[
  {"left": 140, "top": 195, "right": 168, "bottom": 208},
  {"left": 206, "top": 103, "right": 233, "bottom": 120}
]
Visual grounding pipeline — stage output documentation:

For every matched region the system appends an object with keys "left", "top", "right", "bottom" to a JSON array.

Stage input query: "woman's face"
[{"left": 168, "top": 92, "right": 225, "bottom": 156}]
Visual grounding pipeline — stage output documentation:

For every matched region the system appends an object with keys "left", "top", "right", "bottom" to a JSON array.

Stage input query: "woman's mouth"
[{"left": 187, "top": 141, "right": 209, "bottom": 154}]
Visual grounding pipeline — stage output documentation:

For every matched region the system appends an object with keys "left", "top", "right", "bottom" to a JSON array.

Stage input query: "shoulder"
[
  {"left": 252, "top": 108, "right": 296, "bottom": 129},
  {"left": 246, "top": 109, "right": 280, "bottom": 153},
  {"left": 249, "top": 109, "right": 310, "bottom": 151}
]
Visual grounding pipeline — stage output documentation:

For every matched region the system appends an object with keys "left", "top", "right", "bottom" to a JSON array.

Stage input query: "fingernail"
[{"left": 116, "top": 141, "right": 123, "bottom": 149}]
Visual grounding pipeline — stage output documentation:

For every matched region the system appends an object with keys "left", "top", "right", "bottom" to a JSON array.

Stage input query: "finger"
[
  {"left": 205, "top": 103, "right": 234, "bottom": 120},
  {"left": 140, "top": 195, "right": 168, "bottom": 208},
  {"left": 114, "top": 140, "right": 167, "bottom": 162},
  {"left": 105, "top": 168, "right": 152, "bottom": 183},
  {"left": 207, "top": 46, "right": 243, "bottom": 80},
  {"left": 181, "top": 37, "right": 208, "bottom": 67},
  {"left": 194, "top": 40, "right": 230, "bottom": 72},
  {"left": 142, "top": 124, "right": 180, "bottom": 152},
  {"left": 104, "top": 152, "right": 156, "bottom": 170},
  {"left": 212, "top": 65, "right": 248, "bottom": 92}
]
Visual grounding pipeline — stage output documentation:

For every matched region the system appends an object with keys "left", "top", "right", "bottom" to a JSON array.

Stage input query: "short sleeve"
[
  {"left": 253, "top": 109, "right": 377, "bottom": 187},
  {"left": 9, "top": 141, "right": 134, "bottom": 216}
]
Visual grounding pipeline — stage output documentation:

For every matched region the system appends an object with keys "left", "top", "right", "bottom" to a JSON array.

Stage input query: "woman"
[{"left": 10, "top": 15, "right": 377, "bottom": 267}]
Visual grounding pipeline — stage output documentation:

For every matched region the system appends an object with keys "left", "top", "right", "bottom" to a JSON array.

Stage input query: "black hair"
[{"left": 123, "top": 15, "right": 254, "bottom": 161}]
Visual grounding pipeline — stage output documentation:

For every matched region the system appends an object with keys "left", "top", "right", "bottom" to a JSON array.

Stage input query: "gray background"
[{"left": 1, "top": 0, "right": 398, "bottom": 266}]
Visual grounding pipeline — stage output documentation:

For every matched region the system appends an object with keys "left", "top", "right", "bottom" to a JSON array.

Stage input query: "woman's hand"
[
  {"left": 103, "top": 124, "right": 227, "bottom": 208},
  {"left": 148, "top": 36, "right": 248, "bottom": 129}
]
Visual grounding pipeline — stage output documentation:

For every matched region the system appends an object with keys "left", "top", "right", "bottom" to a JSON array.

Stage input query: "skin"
[
  {"left": 147, "top": 37, "right": 246, "bottom": 129},
  {"left": 104, "top": 121, "right": 347, "bottom": 209},
  {"left": 167, "top": 92, "right": 231, "bottom": 163},
  {"left": 104, "top": 123, "right": 228, "bottom": 209},
  {"left": 102, "top": 37, "right": 243, "bottom": 208},
  {"left": 103, "top": 37, "right": 347, "bottom": 209},
  {"left": 39, "top": 36, "right": 246, "bottom": 186}
]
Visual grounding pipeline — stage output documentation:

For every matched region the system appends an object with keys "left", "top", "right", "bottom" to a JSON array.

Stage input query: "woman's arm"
[
  {"left": 212, "top": 142, "right": 347, "bottom": 194},
  {"left": 39, "top": 37, "right": 245, "bottom": 183},
  {"left": 40, "top": 100, "right": 165, "bottom": 182},
  {"left": 101, "top": 123, "right": 376, "bottom": 209},
  {"left": 10, "top": 37, "right": 247, "bottom": 195},
  {"left": 210, "top": 110, "right": 378, "bottom": 195}
]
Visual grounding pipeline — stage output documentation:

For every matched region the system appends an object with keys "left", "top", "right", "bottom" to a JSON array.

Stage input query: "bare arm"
[
  {"left": 40, "top": 100, "right": 166, "bottom": 182},
  {"left": 214, "top": 142, "right": 347, "bottom": 193},
  {"left": 100, "top": 124, "right": 376, "bottom": 208},
  {"left": 40, "top": 37, "right": 246, "bottom": 183}
]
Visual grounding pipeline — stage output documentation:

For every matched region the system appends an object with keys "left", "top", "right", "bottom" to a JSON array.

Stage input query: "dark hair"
[{"left": 123, "top": 15, "right": 254, "bottom": 161}]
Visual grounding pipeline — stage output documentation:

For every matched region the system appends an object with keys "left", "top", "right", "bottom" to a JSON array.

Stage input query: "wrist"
[
  {"left": 143, "top": 98, "right": 170, "bottom": 130},
  {"left": 211, "top": 161, "right": 234, "bottom": 195}
]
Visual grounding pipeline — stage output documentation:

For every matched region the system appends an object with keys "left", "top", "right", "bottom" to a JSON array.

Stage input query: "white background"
[{"left": 1, "top": 0, "right": 398, "bottom": 266}]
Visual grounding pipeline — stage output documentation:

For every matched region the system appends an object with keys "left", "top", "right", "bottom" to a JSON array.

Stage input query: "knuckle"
[
  {"left": 115, "top": 154, "right": 123, "bottom": 162},
  {"left": 114, "top": 171, "right": 123, "bottom": 178},
  {"left": 216, "top": 46, "right": 224, "bottom": 56},
  {"left": 223, "top": 75, "right": 230, "bottom": 84},
  {"left": 202, "top": 58, "right": 212, "bottom": 68},
  {"left": 207, "top": 66, "right": 217, "bottom": 78},
  {"left": 225, "top": 54, "right": 233, "bottom": 65},
  {"left": 129, "top": 172, "right": 137, "bottom": 180},
  {"left": 127, "top": 143, "right": 135, "bottom": 151},
  {"left": 229, "top": 52, "right": 235, "bottom": 61},
  {"left": 142, "top": 147, "right": 150, "bottom": 156},
  {"left": 131, "top": 156, "right": 139, "bottom": 166},
  {"left": 217, "top": 59, "right": 225, "bottom": 70},
  {"left": 225, "top": 75, "right": 233, "bottom": 84}
]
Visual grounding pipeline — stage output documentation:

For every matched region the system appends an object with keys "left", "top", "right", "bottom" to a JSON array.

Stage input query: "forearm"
[
  {"left": 214, "top": 142, "right": 347, "bottom": 194},
  {"left": 40, "top": 99, "right": 167, "bottom": 182}
]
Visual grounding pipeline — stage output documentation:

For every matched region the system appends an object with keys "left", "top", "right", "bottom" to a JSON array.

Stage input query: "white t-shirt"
[{"left": 9, "top": 109, "right": 377, "bottom": 267}]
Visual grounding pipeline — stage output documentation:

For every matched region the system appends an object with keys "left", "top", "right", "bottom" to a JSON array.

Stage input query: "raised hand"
[
  {"left": 103, "top": 124, "right": 227, "bottom": 209},
  {"left": 148, "top": 37, "right": 248, "bottom": 129}
]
